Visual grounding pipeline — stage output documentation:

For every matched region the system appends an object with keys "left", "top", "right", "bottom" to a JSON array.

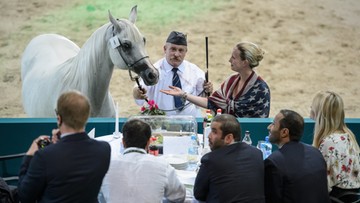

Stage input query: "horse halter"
[{"left": 111, "top": 26, "right": 149, "bottom": 81}]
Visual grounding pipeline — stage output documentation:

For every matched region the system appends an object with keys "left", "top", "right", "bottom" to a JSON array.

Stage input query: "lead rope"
[{"left": 134, "top": 76, "right": 149, "bottom": 103}]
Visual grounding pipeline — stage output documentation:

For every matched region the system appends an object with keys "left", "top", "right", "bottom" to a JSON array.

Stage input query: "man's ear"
[
  {"left": 57, "top": 115, "right": 62, "bottom": 127},
  {"left": 145, "top": 138, "right": 151, "bottom": 151},
  {"left": 224, "top": 133, "right": 235, "bottom": 144},
  {"left": 122, "top": 137, "right": 127, "bottom": 148},
  {"left": 280, "top": 128, "right": 289, "bottom": 138}
]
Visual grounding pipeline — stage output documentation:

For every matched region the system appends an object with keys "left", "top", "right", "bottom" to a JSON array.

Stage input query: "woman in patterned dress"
[{"left": 311, "top": 90, "right": 360, "bottom": 202}]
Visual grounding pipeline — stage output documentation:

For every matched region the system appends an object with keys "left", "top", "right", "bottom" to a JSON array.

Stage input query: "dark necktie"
[{"left": 172, "top": 68, "right": 183, "bottom": 111}]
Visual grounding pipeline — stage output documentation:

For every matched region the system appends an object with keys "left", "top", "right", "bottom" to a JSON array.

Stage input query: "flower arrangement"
[{"left": 140, "top": 100, "right": 166, "bottom": 115}]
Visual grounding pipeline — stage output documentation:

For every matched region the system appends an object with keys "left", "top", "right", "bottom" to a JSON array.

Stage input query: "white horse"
[{"left": 21, "top": 6, "right": 158, "bottom": 117}]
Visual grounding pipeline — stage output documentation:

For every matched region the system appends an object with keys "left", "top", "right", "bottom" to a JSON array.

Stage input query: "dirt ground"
[{"left": 1, "top": 0, "right": 359, "bottom": 118}]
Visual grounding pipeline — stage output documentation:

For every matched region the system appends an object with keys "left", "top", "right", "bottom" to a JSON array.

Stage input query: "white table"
[{"left": 95, "top": 134, "right": 124, "bottom": 160}]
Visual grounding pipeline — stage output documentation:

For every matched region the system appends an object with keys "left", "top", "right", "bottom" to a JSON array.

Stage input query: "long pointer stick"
[{"left": 205, "top": 37, "right": 210, "bottom": 97}]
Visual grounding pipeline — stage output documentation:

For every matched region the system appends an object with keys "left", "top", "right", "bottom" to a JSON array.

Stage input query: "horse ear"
[
  {"left": 128, "top": 5, "right": 137, "bottom": 24},
  {"left": 108, "top": 10, "right": 121, "bottom": 31}
]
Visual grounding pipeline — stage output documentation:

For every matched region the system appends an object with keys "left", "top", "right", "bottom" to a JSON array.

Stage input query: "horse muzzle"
[{"left": 140, "top": 66, "right": 159, "bottom": 86}]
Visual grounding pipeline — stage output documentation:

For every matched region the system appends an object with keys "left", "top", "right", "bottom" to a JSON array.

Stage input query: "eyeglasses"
[{"left": 54, "top": 109, "right": 58, "bottom": 116}]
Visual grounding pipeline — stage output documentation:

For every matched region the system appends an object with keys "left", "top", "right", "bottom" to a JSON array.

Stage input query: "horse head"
[{"left": 108, "top": 6, "right": 159, "bottom": 86}]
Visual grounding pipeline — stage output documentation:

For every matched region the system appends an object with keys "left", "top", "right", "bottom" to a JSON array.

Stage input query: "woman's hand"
[
  {"left": 160, "top": 86, "right": 184, "bottom": 97},
  {"left": 162, "top": 85, "right": 209, "bottom": 109}
]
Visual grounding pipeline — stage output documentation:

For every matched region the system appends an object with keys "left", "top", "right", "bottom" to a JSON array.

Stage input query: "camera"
[{"left": 37, "top": 139, "right": 51, "bottom": 149}]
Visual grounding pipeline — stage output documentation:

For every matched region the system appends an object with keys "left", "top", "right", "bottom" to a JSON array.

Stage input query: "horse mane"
[{"left": 57, "top": 23, "right": 111, "bottom": 93}]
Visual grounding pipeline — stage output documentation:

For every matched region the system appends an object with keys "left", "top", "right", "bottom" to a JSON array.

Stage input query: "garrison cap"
[{"left": 166, "top": 31, "right": 187, "bottom": 46}]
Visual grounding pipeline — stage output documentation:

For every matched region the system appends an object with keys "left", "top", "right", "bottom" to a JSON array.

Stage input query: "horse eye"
[
  {"left": 143, "top": 37, "right": 146, "bottom": 45},
  {"left": 122, "top": 41, "right": 132, "bottom": 51}
]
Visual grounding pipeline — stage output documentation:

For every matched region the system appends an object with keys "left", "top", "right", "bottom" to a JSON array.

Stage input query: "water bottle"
[
  {"left": 263, "top": 136, "right": 272, "bottom": 159},
  {"left": 242, "top": 130, "right": 252, "bottom": 145},
  {"left": 203, "top": 109, "right": 213, "bottom": 149},
  {"left": 204, "top": 109, "right": 213, "bottom": 127},
  {"left": 257, "top": 136, "right": 272, "bottom": 159},
  {"left": 216, "top": 108, "right": 222, "bottom": 116},
  {"left": 188, "top": 134, "right": 199, "bottom": 170}
]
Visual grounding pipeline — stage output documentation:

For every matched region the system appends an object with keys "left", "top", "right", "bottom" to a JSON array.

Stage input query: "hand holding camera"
[
  {"left": 26, "top": 129, "right": 61, "bottom": 156},
  {"left": 26, "top": 135, "right": 51, "bottom": 156},
  {"left": 37, "top": 138, "right": 51, "bottom": 149},
  {"left": 38, "top": 128, "right": 62, "bottom": 148}
]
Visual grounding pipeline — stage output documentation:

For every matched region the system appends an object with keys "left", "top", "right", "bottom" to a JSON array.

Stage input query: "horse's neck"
[{"left": 60, "top": 24, "right": 114, "bottom": 111}]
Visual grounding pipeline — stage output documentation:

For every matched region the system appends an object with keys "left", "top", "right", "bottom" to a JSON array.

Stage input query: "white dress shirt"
[
  {"left": 100, "top": 147, "right": 186, "bottom": 203},
  {"left": 135, "top": 58, "right": 205, "bottom": 118}
]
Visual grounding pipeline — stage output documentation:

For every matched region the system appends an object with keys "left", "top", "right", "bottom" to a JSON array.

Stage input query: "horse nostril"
[
  {"left": 145, "top": 68, "right": 159, "bottom": 81},
  {"left": 148, "top": 72, "right": 155, "bottom": 80},
  {"left": 142, "top": 68, "right": 159, "bottom": 85}
]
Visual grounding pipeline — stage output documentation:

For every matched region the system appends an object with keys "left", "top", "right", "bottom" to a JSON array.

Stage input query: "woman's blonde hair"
[
  {"left": 311, "top": 91, "right": 360, "bottom": 152},
  {"left": 236, "top": 41, "right": 265, "bottom": 68}
]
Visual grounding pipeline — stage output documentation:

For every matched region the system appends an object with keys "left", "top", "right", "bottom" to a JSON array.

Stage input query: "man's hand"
[
  {"left": 26, "top": 135, "right": 50, "bottom": 156},
  {"left": 51, "top": 129, "right": 61, "bottom": 144},
  {"left": 133, "top": 86, "right": 148, "bottom": 100},
  {"left": 203, "top": 81, "right": 213, "bottom": 94}
]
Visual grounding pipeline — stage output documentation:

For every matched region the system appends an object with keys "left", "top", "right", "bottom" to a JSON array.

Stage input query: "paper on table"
[
  {"left": 175, "top": 170, "right": 197, "bottom": 186},
  {"left": 88, "top": 128, "right": 95, "bottom": 139},
  {"left": 95, "top": 134, "right": 123, "bottom": 160},
  {"left": 163, "top": 136, "right": 191, "bottom": 155}
]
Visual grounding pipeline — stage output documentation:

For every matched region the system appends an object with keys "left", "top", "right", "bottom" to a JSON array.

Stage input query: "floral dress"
[{"left": 319, "top": 133, "right": 360, "bottom": 192}]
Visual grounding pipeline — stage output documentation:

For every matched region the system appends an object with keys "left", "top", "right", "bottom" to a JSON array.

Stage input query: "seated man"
[
  {"left": 194, "top": 114, "right": 265, "bottom": 202},
  {"left": 99, "top": 118, "right": 186, "bottom": 203},
  {"left": 18, "top": 90, "right": 111, "bottom": 203},
  {"left": 265, "top": 109, "right": 330, "bottom": 203}
]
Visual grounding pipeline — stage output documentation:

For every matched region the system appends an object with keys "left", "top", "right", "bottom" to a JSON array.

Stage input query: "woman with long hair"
[{"left": 311, "top": 90, "right": 360, "bottom": 201}]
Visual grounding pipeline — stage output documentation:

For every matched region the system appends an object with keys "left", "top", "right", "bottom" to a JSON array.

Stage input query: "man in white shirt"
[
  {"left": 99, "top": 118, "right": 186, "bottom": 203},
  {"left": 133, "top": 31, "right": 213, "bottom": 117}
]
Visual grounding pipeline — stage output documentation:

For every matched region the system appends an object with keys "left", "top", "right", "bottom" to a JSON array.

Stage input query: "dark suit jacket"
[
  {"left": 264, "top": 141, "right": 330, "bottom": 203},
  {"left": 194, "top": 142, "right": 265, "bottom": 203},
  {"left": 18, "top": 132, "right": 111, "bottom": 203}
]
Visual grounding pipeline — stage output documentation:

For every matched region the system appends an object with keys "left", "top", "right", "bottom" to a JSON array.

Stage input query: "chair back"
[{"left": 330, "top": 191, "right": 360, "bottom": 203}]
